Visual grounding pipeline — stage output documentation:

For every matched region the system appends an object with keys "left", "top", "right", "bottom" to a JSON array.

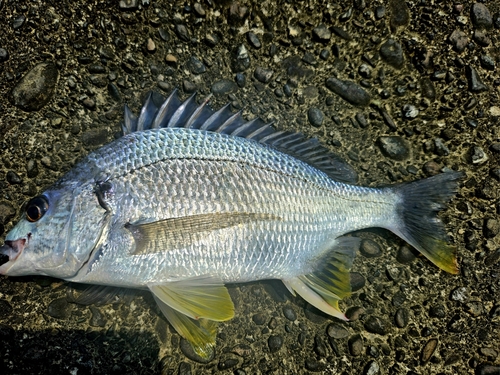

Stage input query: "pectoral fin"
[
  {"left": 283, "top": 237, "right": 359, "bottom": 321},
  {"left": 148, "top": 275, "right": 234, "bottom": 359},
  {"left": 127, "top": 212, "right": 280, "bottom": 255}
]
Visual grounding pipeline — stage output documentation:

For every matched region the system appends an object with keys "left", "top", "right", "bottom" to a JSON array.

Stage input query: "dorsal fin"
[{"left": 122, "top": 90, "right": 358, "bottom": 184}]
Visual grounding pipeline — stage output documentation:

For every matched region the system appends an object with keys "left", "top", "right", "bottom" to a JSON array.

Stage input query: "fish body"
[{"left": 0, "top": 91, "right": 461, "bottom": 358}]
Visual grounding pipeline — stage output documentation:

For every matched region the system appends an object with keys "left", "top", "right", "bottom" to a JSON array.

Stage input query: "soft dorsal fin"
[{"left": 122, "top": 90, "right": 358, "bottom": 184}]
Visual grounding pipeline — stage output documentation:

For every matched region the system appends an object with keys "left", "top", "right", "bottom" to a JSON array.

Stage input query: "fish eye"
[{"left": 25, "top": 196, "right": 49, "bottom": 223}]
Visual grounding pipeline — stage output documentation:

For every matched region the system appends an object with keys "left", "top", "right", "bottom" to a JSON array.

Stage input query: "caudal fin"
[{"left": 391, "top": 171, "right": 463, "bottom": 274}]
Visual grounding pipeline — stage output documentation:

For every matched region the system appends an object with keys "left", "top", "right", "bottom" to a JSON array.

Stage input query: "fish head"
[{"left": 0, "top": 181, "right": 108, "bottom": 279}]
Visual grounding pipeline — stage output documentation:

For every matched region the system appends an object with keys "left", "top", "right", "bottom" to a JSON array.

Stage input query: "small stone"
[
  {"left": 9, "top": 62, "right": 59, "bottom": 112},
  {"left": 235, "top": 73, "right": 246, "bottom": 88},
  {"left": 82, "top": 98, "right": 96, "bottom": 110},
  {"left": 228, "top": 3, "right": 249, "bottom": 26},
  {"left": 327, "top": 323, "right": 349, "bottom": 339},
  {"left": 484, "top": 219, "right": 499, "bottom": 238},
  {"left": 380, "top": 39, "right": 404, "bottom": 69},
  {"left": 466, "top": 66, "right": 488, "bottom": 92},
  {"left": 466, "top": 302, "right": 485, "bottom": 317},
  {"left": 307, "top": 107, "right": 324, "bottom": 127},
  {"left": 402, "top": 104, "right": 418, "bottom": 119},
  {"left": 26, "top": 160, "right": 39, "bottom": 178},
  {"left": 375, "top": 6, "right": 386, "bottom": 19},
  {"left": 350, "top": 272, "right": 366, "bottom": 291},
  {"left": 395, "top": 308, "right": 409, "bottom": 328},
  {"left": 348, "top": 334, "right": 364, "bottom": 356},
  {"left": 252, "top": 313, "right": 266, "bottom": 325},
  {"left": 282, "top": 306, "right": 297, "bottom": 321},
  {"left": 360, "top": 239, "right": 382, "bottom": 258},
  {"left": 471, "top": 3, "right": 493, "bottom": 30},
  {"left": 421, "top": 338, "right": 438, "bottom": 362},
  {"left": 119, "top": 0, "right": 138, "bottom": 10},
  {"left": 231, "top": 344, "right": 253, "bottom": 357},
  {"left": 0, "top": 48, "right": 8, "bottom": 62},
  {"left": 217, "top": 358, "right": 239, "bottom": 371},
  {"left": 268, "top": 335, "right": 283, "bottom": 353},
  {"left": 476, "top": 364, "right": 500, "bottom": 375},
  {"left": 396, "top": 245, "right": 417, "bottom": 264},
  {"left": 6, "top": 171, "right": 21, "bottom": 185},
  {"left": 325, "top": 77, "right": 371, "bottom": 106},
  {"left": 254, "top": 67, "right": 273, "bottom": 84},
  {"left": 364, "top": 360, "right": 380, "bottom": 375},
  {"left": 450, "top": 286, "right": 468, "bottom": 303},
  {"left": 12, "top": 14, "right": 26, "bottom": 29},
  {"left": 449, "top": 30, "right": 468, "bottom": 53},
  {"left": 187, "top": 56, "right": 206, "bottom": 75},
  {"left": 471, "top": 146, "right": 488, "bottom": 165},
  {"left": 175, "top": 24, "right": 190, "bottom": 42},
  {"left": 312, "top": 24, "right": 331, "bottom": 42},
  {"left": 246, "top": 32, "right": 261, "bottom": 49},
  {"left": 47, "top": 298, "right": 71, "bottom": 320},
  {"left": 331, "top": 26, "right": 352, "bottom": 41},
  {"left": 305, "top": 358, "right": 327, "bottom": 372},
  {"left": 193, "top": 3, "right": 205, "bottom": 17},
  {"left": 231, "top": 45, "right": 250, "bottom": 73},
  {"left": 182, "top": 80, "right": 197, "bottom": 93},
  {"left": 429, "top": 304, "right": 446, "bottom": 319},
  {"left": 434, "top": 138, "right": 450, "bottom": 156},
  {"left": 484, "top": 248, "right": 500, "bottom": 267},
  {"left": 89, "top": 306, "right": 106, "bottom": 327},
  {"left": 211, "top": 79, "right": 237, "bottom": 95},
  {"left": 146, "top": 37, "right": 156, "bottom": 53},
  {"left": 480, "top": 55, "right": 496, "bottom": 71},
  {"left": 345, "top": 306, "right": 364, "bottom": 321},
  {"left": 364, "top": 316, "right": 389, "bottom": 335},
  {"left": 377, "top": 136, "right": 410, "bottom": 161},
  {"left": 180, "top": 338, "right": 213, "bottom": 363},
  {"left": 420, "top": 78, "right": 436, "bottom": 100},
  {"left": 389, "top": 0, "right": 410, "bottom": 31}
]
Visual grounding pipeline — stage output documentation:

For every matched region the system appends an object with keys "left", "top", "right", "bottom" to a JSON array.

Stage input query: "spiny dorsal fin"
[{"left": 122, "top": 90, "right": 358, "bottom": 184}]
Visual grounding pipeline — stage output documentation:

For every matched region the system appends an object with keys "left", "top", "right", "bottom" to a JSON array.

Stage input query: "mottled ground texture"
[{"left": 0, "top": 0, "right": 499, "bottom": 374}]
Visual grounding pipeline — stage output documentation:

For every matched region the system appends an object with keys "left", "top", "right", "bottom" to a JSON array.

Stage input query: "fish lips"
[{"left": 0, "top": 239, "right": 26, "bottom": 275}]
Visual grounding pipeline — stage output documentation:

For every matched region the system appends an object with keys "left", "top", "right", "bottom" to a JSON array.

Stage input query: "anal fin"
[{"left": 283, "top": 237, "right": 359, "bottom": 321}]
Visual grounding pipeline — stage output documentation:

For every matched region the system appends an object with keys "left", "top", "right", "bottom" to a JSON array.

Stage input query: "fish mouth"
[{"left": 0, "top": 239, "right": 25, "bottom": 274}]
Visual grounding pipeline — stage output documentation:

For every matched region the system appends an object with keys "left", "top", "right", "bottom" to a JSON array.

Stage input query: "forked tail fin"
[{"left": 390, "top": 171, "right": 463, "bottom": 274}]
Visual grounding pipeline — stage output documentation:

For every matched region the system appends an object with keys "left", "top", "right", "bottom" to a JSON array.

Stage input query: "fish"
[{"left": 0, "top": 90, "right": 462, "bottom": 358}]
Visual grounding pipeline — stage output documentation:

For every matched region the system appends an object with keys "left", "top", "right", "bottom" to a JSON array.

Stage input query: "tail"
[{"left": 390, "top": 171, "right": 463, "bottom": 274}]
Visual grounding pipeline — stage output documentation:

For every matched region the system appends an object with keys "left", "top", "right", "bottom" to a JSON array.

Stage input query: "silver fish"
[{"left": 0, "top": 90, "right": 462, "bottom": 358}]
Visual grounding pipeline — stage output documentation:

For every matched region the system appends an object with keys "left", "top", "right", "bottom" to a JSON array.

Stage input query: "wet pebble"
[
  {"left": 187, "top": 56, "right": 206, "bottom": 75},
  {"left": 360, "top": 239, "right": 382, "bottom": 258},
  {"left": 377, "top": 136, "right": 409, "bottom": 161},
  {"left": 9, "top": 62, "right": 59, "bottom": 112},
  {"left": 375, "top": 6, "right": 386, "bottom": 19},
  {"left": 119, "top": 0, "right": 138, "bottom": 10},
  {"left": 232, "top": 44, "right": 250, "bottom": 72},
  {"left": 450, "top": 286, "right": 468, "bottom": 303},
  {"left": 471, "top": 146, "right": 489, "bottom": 165},
  {"left": 394, "top": 308, "right": 409, "bottom": 328},
  {"left": 396, "top": 245, "right": 417, "bottom": 264},
  {"left": 193, "top": 3, "right": 205, "bottom": 17},
  {"left": 484, "top": 248, "right": 500, "bottom": 267},
  {"left": 26, "top": 159, "right": 39, "bottom": 178},
  {"left": 421, "top": 338, "right": 438, "bottom": 362},
  {"left": 305, "top": 358, "right": 327, "bottom": 372},
  {"left": 364, "top": 316, "right": 389, "bottom": 335},
  {"left": 364, "top": 360, "right": 380, "bottom": 375},
  {"left": 47, "top": 298, "right": 71, "bottom": 320},
  {"left": 477, "top": 364, "right": 500, "bottom": 375},
  {"left": 420, "top": 78, "right": 436, "bottom": 100},
  {"left": 89, "top": 306, "right": 106, "bottom": 327},
  {"left": 484, "top": 219, "right": 499, "bottom": 238},
  {"left": 282, "top": 306, "right": 297, "bottom": 321},
  {"left": 325, "top": 77, "right": 371, "bottom": 106},
  {"left": 180, "top": 338, "right": 213, "bottom": 363},
  {"left": 313, "top": 24, "right": 331, "bottom": 42},
  {"left": 471, "top": 3, "right": 493, "bottom": 30},
  {"left": 12, "top": 14, "right": 26, "bottom": 29},
  {"left": 449, "top": 30, "right": 468, "bottom": 53},
  {"left": 327, "top": 323, "right": 349, "bottom": 339},
  {"left": 355, "top": 113, "right": 368, "bottom": 128},
  {"left": 346, "top": 306, "right": 365, "bottom": 321},
  {"left": 246, "top": 32, "right": 261, "bottom": 49},
  {"left": 252, "top": 313, "right": 266, "bottom": 325},
  {"left": 348, "top": 334, "right": 364, "bottom": 356},
  {"left": 211, "top": 79, "right": 237, "bottom": 95},
  {"left": 268, "top": 335, "right": 283, "bottom": 353},
  {"left": 401, "top": 104, "right": 418, "bottom": 119},
  {"left": 307, "top": 107, "right": 324, "bottom": 127},
  {"left": 178, "top": 362, "right": 192, "bottom": 375},
  {"left": 82, "top": 98, "right": 96, "bottom": 110},
  {"left": 218, "top": 357, "right": 239, "bottom": 370},
  {"left": 231, "top": 344, "right": 253, "bottom": 357},
  {"left": 175, "top": 24, "right": 190, "bottom": 42},
  {"left": 480, "top": 55, "right": 496, "bottom": 70},
  {"left": 380, "top": 39, "right": 404, "bottom": 69},
  {"left": 466, "top": 66, "right": 488, "bottom": 92},
  {"left": 389, "top": 0, "right": 410, "bottom": 31},
  {"left": 434, "top": 138, "right": 450, "bottom": 156},
  {"left": 6, "top": 171, "right": 21, "bottom": 185},
  {"left": 0, "top": 48, "right": 8, "bottom": 62},
  {"left": 254, "top": 67, "right": 273, "bottom": 84},
  {"left": 350, "top": 272, "right": 366, "bottom": 291},
  {"left": 473, "top": 30, "right": 491, "bottom": 47}
]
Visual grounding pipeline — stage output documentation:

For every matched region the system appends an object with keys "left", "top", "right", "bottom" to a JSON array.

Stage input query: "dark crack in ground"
[{"left": 0, "top": 0, "right": 499, "bottom": 374}]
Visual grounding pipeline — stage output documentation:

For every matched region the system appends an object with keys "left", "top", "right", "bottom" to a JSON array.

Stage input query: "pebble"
[
  {"left": 178, "top": 362, "right": 192, "bottom": 375},
  {"left": 396, "top": 245, "right": 417, "bottom": 264},
  {"left": 449, "top": 29, "right": 468, "bottom": 53},
  {"left": 47, "top": 298, "right": 71, "bottom": 320},
  {"left": 394, "top": 308, "right": 409, "bottom": 328},
  {"left": 175, "top": 24, "right": 190, "bottom": 42},
  {"left": 360, "top": 239, "right": 382, "bottom": 258},
  {"left": 484, "top": 248, "right": 500, "bottom": 267},
  {"left": 477, "top": 365, "right": 500, "bottom": 375},
  {"left": 307, "top": 107, "right": 324, "bottom": 127},
  {"left": 211, "top": 79, "right": 237, "bottom": 95},
  {"left": 355, "top": 113, "right": 368, "bottom": 128},
  {"left": 305, "top": 358, "right": 327, "bottom": 372},
  {"left": 82, "top": 98, "right": 96, "bottom": 110},
  {"left": 434, "top": 138, "right": 450, "bottom": 156},
  {"left": 252, "top": 313, "right": 266, "bottom": 325},
  {"left": 187, "top": 56, "right": 206, "bottom": 75},
  {"left": 12, "top": 14, "right": 26, "bottom": 29},
  {"left": 375, "top": 6, "right": 386, "bottom": 19},
  {"left": 471, "top": 3, "right": 493, "bottom": 30},
  {"left": 466, "top": 66, "right": 488, "bottom": 92},
  {"left": 6, "top": 171, "right": 21, "bottom": 184},
  {"left": 254, "top": 67, "right": 273, "bottom": 84},
  {"left": 327, "top": 323, "right": 349, "bottom": 339},
  {"left": 380, "top": 39, "right": 404, "bottom": 69},
  {"left": 314, "top": 334, "right": 327, "bottom": 357},
  {"left": 401, "top": 104, "right": 418, "bottom": 119},
  {"left": 146, "top": 37, "right": 156, "bottom": 53},
  {"left": 350, "top": 272, "right": 366, "bottom": 291},
  {"left": 0, "top": 47, "right": 8, "bottom": 62},
  {"left": 484, "top": 219, "right": 499, "bottom": 238},
  {"left": 377, "top": 136, "right": 410, "bottom": 161},
  {"left": 421, "top": 338, "right": 438, "bottom": 362},
  {"left": 348, "top": 334, "right": 364, "bottom": 356},
  {"left": 9, "top": 62, "right": 59, "bottom": 112},
  {"left": 312, "top": 24, "right": 331, "bottom": 42},
  {"left": 325, "top": 77, "right": 371, "bottom": 106},
  {"left": 471, "top": 146, "right": 489, "bottom": 165},
  {"left": 364, "top": 360, "right": 380, "bottom": 375},
  {"left": 364, "top": 316, "right": 389, "bottom": 335},
  {"left": 180, "top": 338, "right": 213, "bottom": 363},
  {"left": 380, "top": 110, "right": 397, "bottom": 130},
  {"left": 246, "top": 32, "right": 261, "bottom": 49},
  {"left": 268, "top": 335, "right": 283, "bottom": 353},
  {"left": 282, "top": 306, "right": 297, "bottom": 321},
  {"left": 26, "top": 159, "right": 39, "bottom": 178},
  {"left": 218, "top": 357, "right": 239, "bottom": 370},
  {"left": 89, "top": 306, "right": 106, "bottom": 327},
  {"left": 331, "top": 26, "right": 352, "bottom": 41},
  {"left": 119, "top": 0, "right": 138, "bottom": 10},
  {"left": 480, "top": 55, "right": 496, "bottom": 70},
  {"left": 450, "top": 287, "right": 468, "bottom": 303},
  {"left": 389, "top": 0, "right": 410, "bottom": 31},
  {"left": 193, "top": 3, "right": 205, "bottom": 17},
  {"left": 231, "top": 44, "right": 250, "bottom": 73},
  {"left": 231, "top": 344, "right": 253, "bottom": 357}
]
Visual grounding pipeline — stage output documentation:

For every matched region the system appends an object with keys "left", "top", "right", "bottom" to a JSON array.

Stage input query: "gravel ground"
[{"left": 0, "top": 0, "right": 499, "bottom": 374}]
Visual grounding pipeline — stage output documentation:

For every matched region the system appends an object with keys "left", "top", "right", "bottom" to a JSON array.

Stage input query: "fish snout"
[{"left": 0, "top": 239, "right": 26, "bottom": 263}]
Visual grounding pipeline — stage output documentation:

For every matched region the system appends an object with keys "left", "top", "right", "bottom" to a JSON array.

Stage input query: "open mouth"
[{"left": 0, "top": 239, "right": 25, "bottom": 267}]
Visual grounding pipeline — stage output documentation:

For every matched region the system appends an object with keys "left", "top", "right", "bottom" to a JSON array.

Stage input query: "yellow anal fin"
[{"left": 283, "top": 237, "right": 359, "bottom": 321}]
